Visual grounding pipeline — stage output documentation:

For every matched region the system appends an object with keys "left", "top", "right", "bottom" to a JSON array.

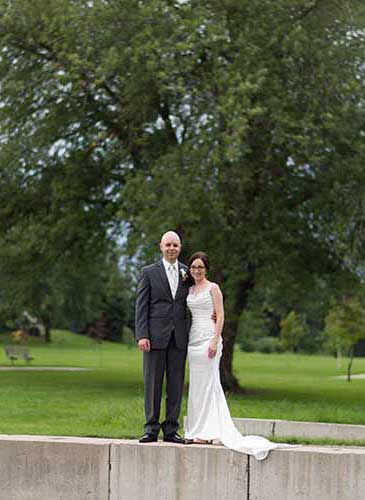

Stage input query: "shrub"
[
  {"left": 252, "top": 336, "right": 284, "bottom": 354},
  {"left": 122, "top": 326, "right": 136, "bottom": 345}
]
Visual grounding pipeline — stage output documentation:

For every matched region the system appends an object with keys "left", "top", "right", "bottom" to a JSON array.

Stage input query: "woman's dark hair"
[{"left": 188, "top": 251, "right": 210, "bottom": 271}]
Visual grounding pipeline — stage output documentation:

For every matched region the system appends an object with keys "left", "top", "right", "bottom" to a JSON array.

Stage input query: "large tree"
[{"left": 0, "top": 0, "right": 364, "bottom": 387}]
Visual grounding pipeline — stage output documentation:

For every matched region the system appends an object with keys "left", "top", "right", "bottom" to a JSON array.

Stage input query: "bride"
[{"left": 184, "top": 251, "right": 277, "bottom": 460}]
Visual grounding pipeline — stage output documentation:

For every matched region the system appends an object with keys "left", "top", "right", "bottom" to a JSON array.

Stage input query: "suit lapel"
[
  {"left": 157, "top": 260, "right": 173, "bottom": 300},
  {"left": 175, "top": 262, "right": 185, "bottom": 299}
]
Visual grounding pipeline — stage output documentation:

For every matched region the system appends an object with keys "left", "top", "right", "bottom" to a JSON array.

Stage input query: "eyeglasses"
[{"left": 190, "top": 265, "right": 205, "bottom": 270}]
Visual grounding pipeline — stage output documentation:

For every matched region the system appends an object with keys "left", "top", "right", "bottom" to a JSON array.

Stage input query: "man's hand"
[
  {"left": 211, "top": 311, "right": 217, "bottom": 323},
  {"left": 208, "top": 338, "right": 218, "bottom": 358},
  {"left": 138, "top": 338, "right": 151, "bottom": 352}
]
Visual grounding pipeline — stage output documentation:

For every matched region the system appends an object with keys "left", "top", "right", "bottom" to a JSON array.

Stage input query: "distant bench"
[{"left": 4, "top": 346, "right": 34, "bottom": 364}]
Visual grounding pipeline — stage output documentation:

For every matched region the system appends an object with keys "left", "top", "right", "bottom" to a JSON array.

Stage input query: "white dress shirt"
[{"left": 162, "top": 258, "right": 179, "bottom": 298}]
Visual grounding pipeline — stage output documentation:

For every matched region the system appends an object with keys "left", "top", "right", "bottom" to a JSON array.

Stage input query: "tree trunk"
[
  {"left": 336, "top": 347, "right": 342, "bottom": 369},
  {"left": 41, "top": 314, "right": 52, "bottom": 343},
  {"left": 220, "top": 317, "right": 240, "bottom": 392},
  {"left": 347, "top": 346, "right": 354, "bottom": 382},
  {"left": 220, "top": 271, "right": 256, "bottom": 392}
]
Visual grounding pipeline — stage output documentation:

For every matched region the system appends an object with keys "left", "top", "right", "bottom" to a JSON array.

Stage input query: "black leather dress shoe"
[
  {"left": 163, "top": 432, "right": 185, "bottom": 444},
  {"left": 139, "top": 433, "right": 158, "bottom": 443}
]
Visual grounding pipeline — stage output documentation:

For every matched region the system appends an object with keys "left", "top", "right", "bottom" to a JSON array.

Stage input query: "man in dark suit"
[{"left": 135, "top": 231, "right": 190, "bottom": 444}]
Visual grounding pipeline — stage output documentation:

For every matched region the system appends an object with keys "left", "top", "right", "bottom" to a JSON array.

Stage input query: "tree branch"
[{"left": 158, "top": 97, "right": 179, "bottom": 146}]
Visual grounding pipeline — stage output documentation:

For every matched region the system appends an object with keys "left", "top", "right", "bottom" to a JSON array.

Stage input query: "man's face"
[{"left": 160, "top": 235, "right": 181, "bottom": 263}]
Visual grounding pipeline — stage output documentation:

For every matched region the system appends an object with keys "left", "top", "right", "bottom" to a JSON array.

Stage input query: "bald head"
[
  {"left": 160, "top": 231, "right": 181, "bottom": 245},
  {"left": 160, "top": 231, "right": 182, "bottom": 263}
]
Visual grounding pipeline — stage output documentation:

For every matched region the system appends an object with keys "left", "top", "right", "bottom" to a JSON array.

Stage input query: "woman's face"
[{"left": 190, "top": 258, "right": 207, "bottom": 281}]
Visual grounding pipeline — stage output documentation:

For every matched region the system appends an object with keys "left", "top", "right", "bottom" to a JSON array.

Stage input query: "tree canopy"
[{"left": 0, "top": 0, "right": 365, "bottom": 387}]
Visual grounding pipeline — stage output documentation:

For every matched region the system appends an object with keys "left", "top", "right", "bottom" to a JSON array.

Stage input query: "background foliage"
[{"left": 0, "top": 0, "right": 365, "bottom": 388}]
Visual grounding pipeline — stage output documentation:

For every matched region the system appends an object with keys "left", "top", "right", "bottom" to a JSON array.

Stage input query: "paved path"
[
  {"left": 332, "top": 373, "right": 365, "bottom": 379},
  {"left": 0, "top": 367, "right": 91, "bottom": 371}
]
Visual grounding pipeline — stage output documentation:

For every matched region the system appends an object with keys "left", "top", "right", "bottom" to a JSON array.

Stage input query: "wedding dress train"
[{"left": 185, "top": 286, "right": 277, "bottom": 461}]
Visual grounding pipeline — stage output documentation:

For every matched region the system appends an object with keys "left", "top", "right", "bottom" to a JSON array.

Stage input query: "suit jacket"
[{"left": 135, "top": 260, "right": 191, "bottom": 350}]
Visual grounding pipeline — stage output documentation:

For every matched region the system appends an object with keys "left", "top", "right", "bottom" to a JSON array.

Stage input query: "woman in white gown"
[{"left": 184, "top": 252, "right": 277, "bottom": 461}]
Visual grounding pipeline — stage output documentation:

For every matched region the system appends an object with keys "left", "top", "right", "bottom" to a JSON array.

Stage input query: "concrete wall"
[
  {"left": 110, "top": 440, "right": 248, "bottom": 500},
  {"left": 0, "top": 435, "right": 110, "bottom": 500},
  {"left": 250, "top": 445, "right": 365, "bottom": 500},
  {"left": 0, "top": 435, "right": 365, "bottom": 500},
  {"left": 232, "top": 417, "right": 365, "bottom": 440}
]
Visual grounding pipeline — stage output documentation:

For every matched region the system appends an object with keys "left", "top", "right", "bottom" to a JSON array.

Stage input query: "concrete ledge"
[
  {"left": 0, "top": 435, "right": 365, "bottom": 499},
  {"left": 110, "top": 440, "right": 248, "bottom": 500},
  {"left": 0, "top": 435, "right": 110, "bottom": 500},
  {"left": 250, "top": 445, "right": 365, "bottom": 500},
  {"left": 232, "top": 418, "right": 365, "bottom": 440}
]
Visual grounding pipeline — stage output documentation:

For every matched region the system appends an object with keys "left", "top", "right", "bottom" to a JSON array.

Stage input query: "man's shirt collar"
[{"left": 162, "top": 258, "right": 178, "bottom": 272}]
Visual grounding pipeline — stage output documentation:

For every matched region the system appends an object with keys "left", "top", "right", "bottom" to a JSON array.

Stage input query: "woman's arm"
[{"left": 208, "top": 283, "right": 224, "bottom": 358}]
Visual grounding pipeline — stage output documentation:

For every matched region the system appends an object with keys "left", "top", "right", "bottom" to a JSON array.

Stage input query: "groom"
[{"left": 135, "top": 231, "right": 191, "bottom": 444}]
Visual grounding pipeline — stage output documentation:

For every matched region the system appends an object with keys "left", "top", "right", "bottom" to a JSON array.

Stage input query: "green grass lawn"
[
  {"left": 0, "top": 330, "right": 364, "bottom": 440},
  {"left": 230, "top": 351, "right": 365, "bottom": 426}
]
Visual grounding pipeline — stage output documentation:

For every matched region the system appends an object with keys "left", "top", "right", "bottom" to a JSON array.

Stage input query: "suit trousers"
[{"left": 143, "top": 333, "right": 187, "bottom": 436}]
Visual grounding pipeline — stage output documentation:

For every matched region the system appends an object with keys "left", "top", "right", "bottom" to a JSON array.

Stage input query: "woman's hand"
[{"left": 208, "top": 337, "right": 219, "bottom": 358}]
